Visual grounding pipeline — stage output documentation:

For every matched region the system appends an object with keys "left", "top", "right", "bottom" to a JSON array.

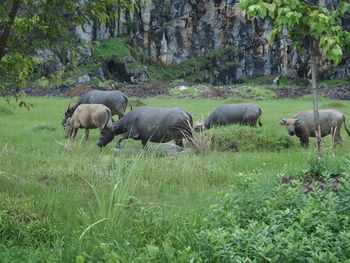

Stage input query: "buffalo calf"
[{"left": 64, "top": 104, "right": 112, "bottom": 140}]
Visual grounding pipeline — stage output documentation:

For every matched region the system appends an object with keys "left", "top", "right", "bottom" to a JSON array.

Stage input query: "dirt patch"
[
  {"left": 270, "top": 86, "right": 309, "bottom": 99},
  {"left": 19, "top": 81, "right": 350, "bottom": 100},
  {"left": 32, "top": 125, "right": 56, "bottom": 132},
  {"left": 319, "top": 86, "right": 350, "bottom": 100},
  {"left": 64, "top": 85, "right": 94, "bottom": 97},
  {"left": 281, "top": 174, "right": 342, "bottom": 194}
]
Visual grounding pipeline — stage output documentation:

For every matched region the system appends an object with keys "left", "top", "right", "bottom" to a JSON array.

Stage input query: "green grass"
[
  {"left": 319, "top": 76, "right": 350, "bottom": 88},
  {"left": 1, "top": 96, "right": 350, "bottom": 262}
]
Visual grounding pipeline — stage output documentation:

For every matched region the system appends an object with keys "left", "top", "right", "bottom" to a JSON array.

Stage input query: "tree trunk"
[
  {"left": 0, "top": 0, "right": 21, "bottom": 59},
  {"left": 310, "top": 42, "right": 322, "bottom": 159}
]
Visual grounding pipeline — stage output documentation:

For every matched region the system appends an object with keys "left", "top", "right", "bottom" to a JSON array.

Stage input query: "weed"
[
  {"left": 32, "top": 125, "right": 56, "bottom": 132},
  {"left": 321, "top": 102, "right": 347, "bottom": 109},
  {"left": 205, "top": 125, "right": 297, "bottom": 152},
  {"left": 0, "top": 105, "right": 14, "bottom": 115},
  {"left": 129, "top": 98, "right": 147, "bottom": 107},
  {"left": 0, "top": 197, "right": 59, "bottom": 248}
]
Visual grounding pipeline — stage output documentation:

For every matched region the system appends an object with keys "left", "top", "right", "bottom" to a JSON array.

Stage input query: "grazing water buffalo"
[
  {"left": 278, "top": 110, "right": 350, "bottom": 147},
  {"left": 62, "top": 90, "right": 130, "bottom": 126},
  {"left": 195, "top": 103, "right": 262, "bottom": 131},
  {"left": 97, "top": 106, "right": 193, "bottom": 149},
  {"left": 64, "top": 104, "right": 113, "bottom": 140}
]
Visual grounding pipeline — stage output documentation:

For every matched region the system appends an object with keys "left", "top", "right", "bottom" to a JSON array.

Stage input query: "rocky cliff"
[{"left": 74, "top": 0, "right": 350, "bottom": 85}]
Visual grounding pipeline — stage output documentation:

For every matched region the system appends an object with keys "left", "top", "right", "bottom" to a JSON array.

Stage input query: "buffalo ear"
[
  {"left": 277, "top": 117, "right": 287, "bottom": 126},
  {"left": 294, "top": 117, "right": 301, "bottom": 125}
]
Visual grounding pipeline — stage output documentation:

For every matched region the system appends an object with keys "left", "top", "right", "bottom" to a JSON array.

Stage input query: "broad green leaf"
[
  {"left": 339, "top": 2, "right": 350, "bottom": 15},
  {"left": 238, "top": 0, "right": 249, "bottom": 10},
  {"left": 247, "top": 5, "right": 260, "bottom": 17},
  {"left": 258, "top": 6, "right": 267, "bottom": 19}
]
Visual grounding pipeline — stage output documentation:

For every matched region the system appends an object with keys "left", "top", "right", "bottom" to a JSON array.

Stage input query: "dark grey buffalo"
[
  {"left": 63, "top": 90, "right": 130, "bottom": 126},
  {"left": 97, "top": 106, "right": 193, "bottom": 149},
  {"left": 195, "top": 103, "right": 262, "bottom": 131},
  {"left": 278, "top": 110, "right": 350, "bottom": 147}
]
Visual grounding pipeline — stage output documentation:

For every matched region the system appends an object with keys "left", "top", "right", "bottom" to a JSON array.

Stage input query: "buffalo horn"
[{"left": 280, "top": 117, "right": 287, "bottom": 122}]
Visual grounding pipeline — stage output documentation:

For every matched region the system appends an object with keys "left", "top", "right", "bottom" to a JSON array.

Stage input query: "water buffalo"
[
  {"left": 195, "top": 103, "right": 262, "bottom": 131},
  {"left": 97, "top": 106, "right": 193, "bottom": 149},
  {"left": 62, "top": 90, "right": 130, "bottom": 126},
  {"left": 278, "top": 110, "right": 350, "bottom": 147},
  {"left": 64, "top": 104, "right": 113, "bottom": 140}
]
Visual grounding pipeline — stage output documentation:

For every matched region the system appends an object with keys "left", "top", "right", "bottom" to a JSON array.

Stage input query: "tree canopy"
[
  {"left": 239, "top": 0, "right": 350, "bottom": 64},
  {"left": 0, "top": 0, "right": 144, "bottom": 88}
]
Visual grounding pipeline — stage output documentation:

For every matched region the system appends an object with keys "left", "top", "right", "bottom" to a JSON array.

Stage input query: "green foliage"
[
  {"left": 205, "top": 125, "right": 296, "bottom": 152},
  {"left": 129, "top": 98, "right": 147, "bottom": 107},
  {"left": 0, "top": 0, "right": 145, "bottom": 91},
  {"left": 93, "top": 38, "right": 132, "bottom": 63},
  {"left": 195, "top": 158, "right": 350, "bottom": 262},
  {"left": 319, "top": 77, "right": 350, "bottom": 88},
  {"left": 0, "top": 197, "right": 59, "bottom": 248},
  {"left": 148, "top": 46, "right": 236, "bottom": 84},
  {"left": 239, "top": 0, "right": 350, "bottom": 64},
  {"left": 243, "top": 86, "right": 276, "bottom": 99},
  {"left": 32, "top": 77, "right": 51, "bottom": 89}
]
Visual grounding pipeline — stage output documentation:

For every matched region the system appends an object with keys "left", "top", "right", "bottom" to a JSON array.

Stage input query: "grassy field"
[{"left": 1, "top": 95, "right": 350, "bottom": 262}]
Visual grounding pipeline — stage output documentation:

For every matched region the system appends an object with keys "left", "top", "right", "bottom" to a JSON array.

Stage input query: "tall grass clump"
[
  {"left": 79, "top": 150, "right": 145, "bottom": 240},
  {"left": 205, "top": 125, "right": 297, "bottom": 152}
]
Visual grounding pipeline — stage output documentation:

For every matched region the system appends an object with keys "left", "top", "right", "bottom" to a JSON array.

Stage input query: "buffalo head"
[
  {"left": 97, "top": 122, "right": 124, "bottom": 147},
  {"left": 62, "top": 104, "right": 74, "bottom": 127},
  {"left": 193, "top": 122, "right": 205, "bottom": 132},
  {"left": 277, "top": 117, "right": 301, "bottom": 136}
]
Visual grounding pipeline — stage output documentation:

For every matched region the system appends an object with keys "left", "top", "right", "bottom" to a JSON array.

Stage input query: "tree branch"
[{"left": 0, "top": 0, "right": 21, "bottom": 59}]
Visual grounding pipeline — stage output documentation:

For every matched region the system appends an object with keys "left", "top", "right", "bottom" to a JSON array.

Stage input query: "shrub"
[
  {"left": 195, "top": 159, "right": 350, "bottom": 262},
  {"left": 205, "top": 125, "right": 297, "bottom": 152}
]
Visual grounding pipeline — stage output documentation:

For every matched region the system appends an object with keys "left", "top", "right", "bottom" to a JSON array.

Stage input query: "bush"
[
  {"left": 195, "top": 160, "right": 350, "bottom": 262},
  {"left": 205, "top": 125, "right": 297, "bottom": 152}
]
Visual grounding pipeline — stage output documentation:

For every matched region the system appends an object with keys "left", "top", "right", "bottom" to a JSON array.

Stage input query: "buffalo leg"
[
  {"left": 299, "top": 137, "right": 309, "bottom": 148},
  {"left": 115, "top": 132, "right": 128, "bottom": 148},
  {"left": 141, "top": 140, "right": 148, "bottom": 149},
  {"left": 84, "top": 129, "right": 89, "bottom": 140},
  {"left": 333, "top": 126, "right": 343, "bottom": 145},
  {"left": 174, "top": 138, "right": 184, "bottom": 148},
  {"left": 70, "top": 128, "right": 78, "bottom": 139}
]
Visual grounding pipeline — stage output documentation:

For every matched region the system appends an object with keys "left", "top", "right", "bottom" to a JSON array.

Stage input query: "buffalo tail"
[
  {"left": 258, "top": 108, "right": 263, "bottom": 127},
  {"left": 343, "top": 115, "right": 350, "bottom": 136}
]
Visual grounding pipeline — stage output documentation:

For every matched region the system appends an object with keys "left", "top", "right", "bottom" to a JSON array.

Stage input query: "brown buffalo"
[{"left": 64, "top": 104, "right": 112, "bottom": 140}]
